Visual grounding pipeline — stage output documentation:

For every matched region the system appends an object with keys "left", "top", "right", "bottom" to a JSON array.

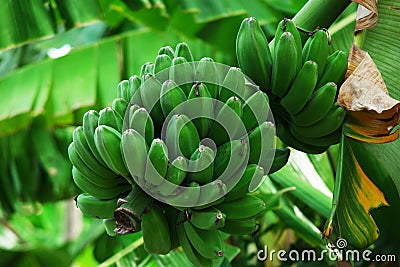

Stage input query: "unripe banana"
[
  {"left": 248, "top": 121, "right": 275, "bottom": 169},
  {"left": 216, "top": 194, "right": 266, "bottom": 220},
  {"left": 184, "top": 222, "right": 224, "bottom": 259},
  {"left": 269, "top": 147, "right": 290, "bottom": 174},
  {"left": 144, "top": 138, "right": 169, "bottom": 186},
  {"left": 219, "top": 67, "right": 246, "bottom": 103},
  {"left": 94, "top": 125, "right": 130, "bottom": 176},
  {"left": 195, "top": 57, "right": 219, "bottom": 99},
  {"left": 296, "top": 128, "right": 342, "bottom": 147},
  {"left": 128, "top": 107, "right": 154, "bottom": 146},
  {"left": 189, "top": 207, "right": 226, "bottom": 230},
  {"left": 196, "top": 179, "right": 227, "bottom": 209},
  {"left": 316, "top": 50, "right": 348, "bottom": 88},
  {"left": 169, "top": 57, "right": 194, "bottom": 96},
  {"left": 242, "top": 90, "right": 270, "bottom": 132},
  {"left": 160, "top": 79, "right": 187, "bottom": 118},
  {"left": 129, "top": 75, "right": 143, "bottom": 106},
  {"left": 76, "top": 193, "right": 119, "bottom": 219},
  {"left": 98, "top": 107, "right": 123, "bottom": 132},
  {"left": 103, "top": 218, "right": 117, "bottom": 236},
  {"left": 165, "top": 181, "right": 201, "bottom": 208},
  {"left": 219, "top": 218, "right": 257, "bottom": 235},
  {"left": 175, "top": 42, "right": 194, "bottom": 63},
  {"left": 83, "top": 110, "right": 107, "bottom": 166},
  {"left": 117, "top": 80, "right": 131, "bottom": 102},
  {"left": 292, "top": 82, "right": 337, "bottom": 126},
  {"left": 158, "top": 45, "right": 175, "bottom": 58},
  {"left": 165, "top": 113, "right": 200, "bottom": 159},
  {"left": 271, "top": 32, "right": 298, "bottom": 98},
  {"left": 187, "top": 145, "right": 215, "bottom": 185},
  {"left": 159, "top": 156, "right": 187, "bottom": 196},
  {"left": 236, "top": 17, "right": 273, "bottom": 90},
  {"left": 140, "top": 62, "right": 154, "bottom": 77},
  {"left": 302, "top": 30, "right": 329, "bottom": 77},
  {"left": 140, "top": 73, "right": 164, "bottom": 128},
  {"left": 154, "top": 54, "right": 172, "bottom": 83},
  {"left": 142, "top": 204, "right": 172, "bottom": 255},
  {"left": 280, "top": 60, "right": 318, "bottom": 115},
  {"left": 111, "top": 97, "right": 129, "bottom": 121}
]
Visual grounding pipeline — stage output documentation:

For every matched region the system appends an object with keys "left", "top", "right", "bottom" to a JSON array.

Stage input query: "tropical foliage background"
[{"left": 0, "top": 0, "right": 399, "bottom": 266}]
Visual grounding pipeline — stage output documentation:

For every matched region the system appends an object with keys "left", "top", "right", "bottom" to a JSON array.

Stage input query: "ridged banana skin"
[
  {"left": 184, "top": 222, "right": 224, "bottom": 259},
  {"left": 83, "top": 110, "right": 107, "bottom": 166},
  {"left": 296, "top": 128, "right": 342, "bottom": 147},
  {"left": 165, "top": 114, "right": 200, "bottom": 160},
  {"left": 195, "top": 179, "right": 227, "bottom": 210},
  {"left": 302, "top": 30, "right": 329, "bottom": 77},
  {"left": 187, "top": 82, "right": 214, "bottom": 139},
  {"left": 76, "top": 193, "right": 119, "bottom": 219},
  {"left": 276, "top": 119, "right": 329, "bottom": 154},
  {"left": 98, "top": 107, "right": 123, "bottom": 132},
  {"left": 164, "top": 181, "right": 201, "bottom": 208},
  {"left": 195, "top": 57, "right": 219, "bottom": 99},
  {"left": 280, "top": 60, "right": 318, "bottom": 115},
  {"left": 189, "top": 207, "right": 226, "bottom": 230},
  {"left": 176, "top": 215, "right": 213, "bottom": 267},
  {"left": 140, "top": 62, "right": 154, "bottom": 77},
  {"left": 121, "top": 129, "right": 148, "bottom": 186},
  {"left": 129, "top": 107, "right": 154, "bottom": 146},
  {"left": 94, "top": 125, "right": 130, "bottom": 177},
  {"left": 236, "top": 17, "right": 273, "bottom": 91},
  {"left": 140, "top": 73, "right": 164, "bottom": 128},
  {"left": 219, "top": 218, "right": 257, "bottom": 235},
  {"left": 317, "top": 50, "right": 348, "bottom": 88},
  {"left": 144, "top": 138, "right": 169, "bottom": 186},
  {"left": 72, "top": 126, "right": 118, "bottom": 179},
  {"left": 219, "top": 67, "right": 246, "bottom": 103},
  {"left": 242, "top": 91, "right": 270, "bottom": 132},
  {"left": 175, "top": 42, "right": 194, "bottom": 63},
  {"left": 292, "top": 82, "right": 338, "bottom": 127},
  {"left": 271, "top": 32, "right": 298, "bottom": 98},
  {"left": 158, "top": 45, "right": 175, "bottom": 59},
  {"left": 187, "top": 145, "right": 215, "bottom": 185},
  {"left": 160, "top": 79, "right": 187, "bottom": 118},
  {"left": 169, "top": 57, "right": 194, "bottom": 96},
  {"left": 129, "top": 75, "right": 143, "bottom": 106},
  {"left": 248, "top": 121, "right": 275, "bottom": 169},
  {"left": 68, "top": 143, "right": 123, "bottom": 188},
  {"left": 117, "top": 80, "right": 131, "bottom": 102},
  {"left": 225, "top": 164, "right": 265, "bottom": 202},
  {"left": 290, "top": 104, "right": 346, "bottom": 138},
  {"left": 269, "top": 148, "right": 290, "bottom": 174},
  {"left": 126, "top": 103, "right": 140, "bottom": 130},
  {"left": 216, "top": 194, "right": 266, "bottom": 220},
  {"left": 154, "top": 54, "right": 172, "bottom": 83},
  {"left": 72, "top": 166, "right": 129, "bottom": 199},
  {"left": 273, "top": 18, "right": 302, "bottom": 72},
  {"left": 141, "top": 205, "right": 172, "bottom": 255},
  {"left": 159, "top": 156, "right": 187, "bottom": 196},
  {"left": 111, "top": 98, "right": 129, "bottom": 121}
]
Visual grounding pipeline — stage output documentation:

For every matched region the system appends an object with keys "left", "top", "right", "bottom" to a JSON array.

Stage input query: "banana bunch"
[
  {"left": 71, "top": 42, "right": 288, "bottom": 266},
  {"left": 236, "top": 17, "right": 348, "bottom": 154}
]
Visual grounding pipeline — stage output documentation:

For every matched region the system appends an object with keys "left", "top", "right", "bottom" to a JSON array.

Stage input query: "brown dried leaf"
[
  {"left": 352, "top": 0, "right": 378, "bottom": 30},
  {"left": 338, "top": 44, "right": 400, "bottom": 143}
]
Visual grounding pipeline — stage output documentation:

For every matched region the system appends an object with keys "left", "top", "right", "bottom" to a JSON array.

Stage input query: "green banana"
[
  {"left": 271, "top": 32, "right": 298, "bottom": 98},
  {"left": 189, "top": 207, "right": 226, "bottom": 230},
  {"left": 159, "top": 156, "right": 187, "bottom": 196},
  {"left": 94, "top": 125, "right": 130, "bottom": 177},
  {"left": 83, "top": 110, "right": 106, "bottom": 166},
  {"left": 290, "top": 104, "right": 346, "bottom": 138},
  {"left": 140, "top": 62, "right": 154, "bottom": 77},
  {"left": 296, "top": 128, "right": 342, "bottom": 147},
  {"left": 160, "top": 79, "right": 187, "bottom": 118},
  {"left": 140, "top": 73, "right": 164, "bottom": 128},
  {"left": 169, "top": 57, "right": 194, "bottom": 96},
  {"left": 165, "top": 113, "right": 200, "bottom": 159},
  {"left": 175, "top": 42, "right": 194, "bottom": 63},
  {"left": 165, "top": 206, "right": 180, "bottom": 249},
  {"left": 219, "top": 67, "right": 246, "bottom": 103},
  {"left": 144, "top": 138, "right": 169, "bottom": 186},
  {"left": 142, "top": 204, "right": 172, "bottom": 254},
  {"left": 196, "top": 179, "right": 227, "bottom": 209},
  {"left": 248, "top": 121, "right": 275, "bottom": 169},
  {"left": 76, "top": 193, "right": 119, "bottom": 219},
  {"left": 273, "top": 18, "right": 302, "bottom": 71},
  {"left": 72, "top": 126, "right": 118, "bottom": 179},
  {"left": 103, "top": 218, "right": 117, "bottom": 236},
  {"left": 317, "top": 50, "right": 348, "bottom": 88},
  {"left": 187, "top": 145, "right": 215, "bottom": 185},
  {"left": 242, "top": 90, "right": 270, "bottom": 132},
  {"left": 269, "top": 147, "right": 290, "bottom": 174},
  {"left": 129, "top": 75, "right": 143, "bottom": 106},
  {"left": 154, "top": 54, "right": 172, "bottom": 83},
  {"left": 72, "top": 166, "right": 129, "bottom": 199},
  {"left": 176, "top": 214, "right": 213, "bottom": 267},
  {"left": 208, "top": 96, "right": 244, "bottom": 146},
  {"left": 117, "top": 80, "right": 130, "bottom": 102},
  {"left": 302, "top": 29, "right": 329, "bottom": 77},
  {"left": 184, "top": 222, "right": 224, "bottom": 259},
  {"left": 126, "top": 102, "right": 141, "bottom": 130},
  {"left": 165, "top": 181, "right": 201, "bottom": 208},
  {"left": 292, "top": 82, "right": 337, "bottom": 126},
  {"left": 121, "top": 129, "right": 148, "bottom": 186},
  {"left": 98, "top": 107, "right": 123, "bottom": 132},
  {"left": 236, "top": 17, "right": 273, "bottom": 90},
  {"left": 129, "top": 107, "right": 154, "bottom": 146},
  {"left": 111, "top": 98, "right": 129, "bottom": 121},
  {"left": 195, "top": 57, "right": 219, "bottom": 99},
  {"left": 219, "top": 218, "right": 257, "bottom": 235},
  {"left": 187, "top": 82, "right": 214, "bottom": 139},
  {"left": 216, "top": 194, "right": 266, "bottom": 220},
  {"left": 280, "top": 60, "right": 318, "bottom": 115},
  {"left": 158, "top": 45, "right": 175, "bottom": 58},
  {"left": 225, "top": 164, "right": 265, "bottom": 202}
]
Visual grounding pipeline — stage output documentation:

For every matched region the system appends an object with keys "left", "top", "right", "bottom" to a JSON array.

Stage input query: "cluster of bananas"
[
  {"left": 71, "top": 42, "right": 290, "bottom": 266},
  {"left": 237, "top": 17, "right": 348, "bottom": 154}
]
